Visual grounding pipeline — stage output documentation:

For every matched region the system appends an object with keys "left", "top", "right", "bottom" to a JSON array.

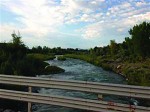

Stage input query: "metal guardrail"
[
  {"left": 0, "top": 74, "right": 150, "bottom": 99},
  {"left": 0, "top": 74, "right": 150, "bottom": 112},
  {"left": 0, "top": 89, "right": 150, "bottom": 112}
]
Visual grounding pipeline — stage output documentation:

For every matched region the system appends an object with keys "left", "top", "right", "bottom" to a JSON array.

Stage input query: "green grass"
[
  {"left": 27, "top": 53, "right": 55, "bottom": 61},
  {"left": 65, "top": 54, "right": 95, "bottom": 63},
  {"left": 57, "top": 56, "right": 66, "bottom": 61},
  {"left": 122, "top": 60, "right": 150, "bottom": 86}
]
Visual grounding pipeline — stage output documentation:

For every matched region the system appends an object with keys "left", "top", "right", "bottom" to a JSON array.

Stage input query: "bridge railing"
[
  {"left": 0, "top": 74, "right": 150, "bottom": 112},
  {"left": 0, "top": 74, "right": 150, "bottom": 99}
]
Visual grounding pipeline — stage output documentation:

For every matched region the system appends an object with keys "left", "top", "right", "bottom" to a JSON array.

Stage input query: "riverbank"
[
  {"left": 65, "top": 54, "right": 150, "bottom": 86},
  {"left": 27, "top": 53, "right": 55, "bottom": 61}
]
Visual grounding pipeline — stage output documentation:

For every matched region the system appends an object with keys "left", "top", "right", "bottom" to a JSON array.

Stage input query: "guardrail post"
[
  {"left": 28, "top": 86, "right": 32, "bottom": 112},
  {"left": 98, "top": 94, "right": 103, "bottom": 100}
]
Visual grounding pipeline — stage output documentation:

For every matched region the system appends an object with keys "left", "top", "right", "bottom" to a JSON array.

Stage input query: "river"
[{"left": 33, "top": 58, "right": 129, "bottom": 112}]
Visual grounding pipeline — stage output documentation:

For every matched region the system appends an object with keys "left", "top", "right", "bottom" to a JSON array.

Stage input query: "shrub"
[
  {"left": 57, "top": 56, "right": 66, "bottom": 61},
  {"left": 0, "top": 61, "right": 13, "bottom": 75},
  {"left": 27, "top": 53, "right": 55, "bottom": 61}
]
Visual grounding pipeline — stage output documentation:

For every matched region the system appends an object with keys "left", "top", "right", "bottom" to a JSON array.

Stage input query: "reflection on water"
[{"left": 33, "top": 58, "right": 127, "bottom": 112}]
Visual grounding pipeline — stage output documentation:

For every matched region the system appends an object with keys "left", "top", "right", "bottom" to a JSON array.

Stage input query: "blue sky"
[{"left": 0, "top": 0, "right": 150, "bottom": 49}]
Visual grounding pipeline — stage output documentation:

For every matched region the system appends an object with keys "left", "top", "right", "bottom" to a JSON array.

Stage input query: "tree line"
[{"left": 89, "top": 21, "right": 150, "bottom": 62}]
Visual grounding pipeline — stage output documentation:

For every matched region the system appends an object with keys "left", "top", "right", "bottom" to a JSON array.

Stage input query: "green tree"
[
  {"left": 11, "top": 31, "right": 23, "bottom": 45},
  {"left": 10, "top": 31, "right": 27, "bottom": 59},
  {"left": 110, "top": 40, "right": 117, "bottom": 56},
  {"left": 129, "top": 21, "right": 150, "bottom": 57}
]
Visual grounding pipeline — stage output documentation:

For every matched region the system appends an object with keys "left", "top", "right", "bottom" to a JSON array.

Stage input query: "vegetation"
[
  {"left": 27, "top": 53, "right": 55, "bottom": 61},
  {"left": 30, "top": 46, "right": 87, "bottom": 55},
  {"left": 45, "top": 66, "right": 65, "bottom": 74},
  {"left": 57, "top": 56, "right": 66, "bottom": 61},
  {"left": 65, "top": 22, "right": 150, "bottom": 86},
  {"left": 0, "top": 32, "right": 63, "bottom": 76},
  {"left": 128, "top": 22, "right": 150, "bottom": 57}
]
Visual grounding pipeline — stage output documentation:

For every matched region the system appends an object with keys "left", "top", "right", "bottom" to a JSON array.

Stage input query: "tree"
[
  {"left": 11, "top": 31, "right": 23, "bottom": 45},
  {"left": 129, "top": 22, "right": 150, "bottom": 57},
  {"left": 110, "top": 40, "right": 117, "bottom": 56},
  {"left": 124, "top": 37, "right": 133, "bottom": 55},
  {"left": 10, "top": 31, "right": 27, "bottom": 59}
]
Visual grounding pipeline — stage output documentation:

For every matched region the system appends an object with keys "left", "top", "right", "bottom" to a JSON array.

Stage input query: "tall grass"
[{"left": 27, "top": 53, "right": 55, "bottom": 61}]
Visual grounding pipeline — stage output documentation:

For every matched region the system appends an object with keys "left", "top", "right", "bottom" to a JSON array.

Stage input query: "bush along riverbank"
[
  {"left": 27, "top": 53, "right": 55, "bottom": 61},
  {"left": 45, "top": 65, "right": 65, "bottom": 74},
  {"left": 57, "top": 56, "right": 66, "bottom": 61}
]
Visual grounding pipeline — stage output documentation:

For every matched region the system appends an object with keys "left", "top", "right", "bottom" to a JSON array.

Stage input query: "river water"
[{"left": 33, "top": 58, "right": 128, "bottom": 112}]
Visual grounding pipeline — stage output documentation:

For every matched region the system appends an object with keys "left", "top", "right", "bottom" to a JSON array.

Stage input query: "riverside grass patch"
[{"left": 27, "top": 53, "right": 55, "bottom": 61}]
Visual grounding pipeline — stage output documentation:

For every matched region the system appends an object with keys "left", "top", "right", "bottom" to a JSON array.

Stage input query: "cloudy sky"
[{"left": 0, "top": 0, "right": 150, "bottom": 49}]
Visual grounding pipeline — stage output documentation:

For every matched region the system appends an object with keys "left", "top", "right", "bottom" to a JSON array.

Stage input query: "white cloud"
[
  {"left": 0, "top": 23, "right": 47, "bottom": 46},
  {"left": 0, "top": 0, "right": 150, "bottom": 48},
  {"left": 80, "top": 11, "right": 150, "bottom": 39},
  {"left": 0, "top": 0, "right": 105, "bottom": 36},
  {"left": 82, "top": 30, "right": 101, "bottom": 39},
  {"left": 0, "top": 24, "right": 14, "bottom": 42},
  {"left": 80, "top": 14, "right": 95, "bottom": 22},
  {"left": 80, "top": 23, "right": 103, "bottom": 39},
  {"left": 0, "top": 0, "right": 64, "bottom": 38},
  {"left": 135, "top": 1, "right": 147, "bottom": 7}
]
